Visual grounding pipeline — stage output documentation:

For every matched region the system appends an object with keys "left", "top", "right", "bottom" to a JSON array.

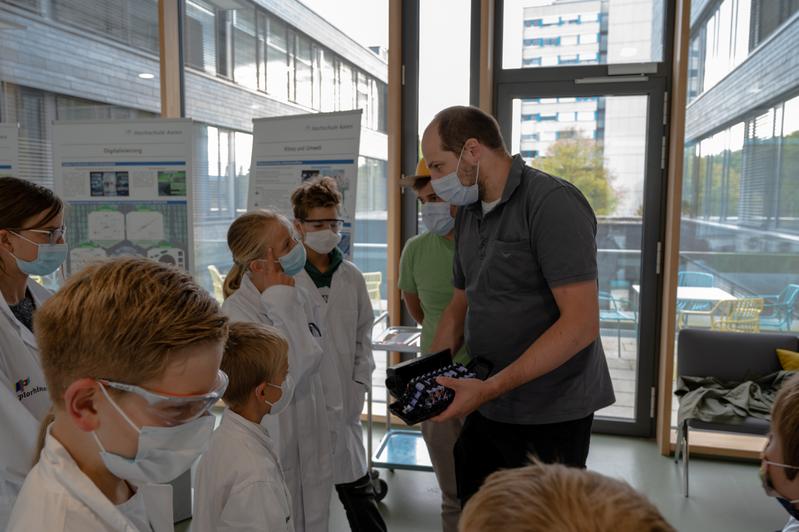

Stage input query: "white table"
[{"left": 632, "top": 285, "right": 736, "bottom": 303}]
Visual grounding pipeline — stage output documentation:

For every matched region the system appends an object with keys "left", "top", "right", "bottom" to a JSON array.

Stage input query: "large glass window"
[
  {"left": 779, "top": 95, "right": 799, "bottom": 232},
  {"left": 266, "top": 16, "right": 289, "bottom": 99},
  {"left": 503, "top": 0, "right": 665, "bottom": 69},
  {"left": 185, "top": 0, "right": 218, "bottom": 75},
  {"left": 293, "top": 34, "right": 314, "bottom": 107},
  {"left": 674, "top": 0, "right": 799, "bottom": 430},
  {"left": 339, "top": 62, "right": 354, "bottom": 111},
  {"left": 232, "top": 8, "right": 258, "bottom": 90},
  {"left": 753, "top": 0, "right": 799, "bottom": 47},
  {"left": 320, "top": 50, "right": 337, "bottom": 112},
  {"left": 52, "top": 0, "right": 158, "bottom": 53}
]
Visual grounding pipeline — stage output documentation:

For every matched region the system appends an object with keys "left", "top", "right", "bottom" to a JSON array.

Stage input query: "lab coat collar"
[
  {"left": 221, "top": 408, "right": 275, "bottom": 450},
  {"left": 39, "top": 426, "right": 173, "bottom": 532},
  {"left": 0, "top": 278, "right": 51, "bottom": 349}
]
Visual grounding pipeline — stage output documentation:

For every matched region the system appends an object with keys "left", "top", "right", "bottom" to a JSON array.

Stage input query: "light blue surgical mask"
[
  {"left": 421, "top": 202, "right": 455, "bottom": 236},
  {"left": 264, "top": 374, "right": 294, "bottom": 417},
  {"left": 431, "top": 146, "right": 480, "bottom": 206},
  {"left": 10, "top": 231, "right": 67, "bottom": 276},
  {"left": 278, "top": 241, "right": 307, "bottom": 277}
]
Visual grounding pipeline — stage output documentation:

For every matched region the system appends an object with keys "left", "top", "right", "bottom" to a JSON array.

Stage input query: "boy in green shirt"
[{"left": 398, "top": 159, "right": 467, "bottom": 532}]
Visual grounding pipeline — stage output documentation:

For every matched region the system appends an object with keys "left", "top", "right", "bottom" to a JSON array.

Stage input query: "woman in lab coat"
[
  {"left": 0, "top": 177, "right": 66, "bottom": 528},
  {"left": 221, "top": 210, "right": 339, "bottom": 532}
]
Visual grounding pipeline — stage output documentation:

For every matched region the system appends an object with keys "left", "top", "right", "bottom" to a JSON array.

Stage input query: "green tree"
[{"left": 536, "top": 133, "right": 618, "bottom": 215}]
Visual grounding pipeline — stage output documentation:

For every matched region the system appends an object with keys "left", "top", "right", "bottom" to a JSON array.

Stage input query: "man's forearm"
[
  {"left": 430, "top": 305, "right": 465, "bottom": 355},
  {"left": 483, "top": 315, "right": 598, "bottom": 402}
]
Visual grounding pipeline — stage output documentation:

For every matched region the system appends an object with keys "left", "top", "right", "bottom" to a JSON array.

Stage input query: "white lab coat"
[
  {"left": 222, "top": 274, "right": 335, "bottom": 532},
  {"left": 0, "top": 278, "right": 53, "bottom": 528},
  {"left": 192, "top": 408, "right": 293, "bottom": 532},
  {"left": 295, "top": 261, "right": 375, "bottom": 484},
  {"left": 7, "top": 427, "right": 173, "bottom": 532}
]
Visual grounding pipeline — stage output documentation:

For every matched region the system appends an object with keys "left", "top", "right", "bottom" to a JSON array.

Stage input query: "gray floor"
[
  {"left": 178, "top": 431, "right": 789, "bottom": 532},
  {"left": 328, "top": 433, "right": 788, "bottom": 532}
]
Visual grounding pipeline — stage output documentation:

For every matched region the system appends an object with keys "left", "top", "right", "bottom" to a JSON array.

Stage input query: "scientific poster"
[
  {"left": 249, "top": 110, "right": 361, "bottom": 258},
  {"left": 52, "top": 119, "right": 194, "bottom": 275},
  {"left": 0, "top": 124, "right": 18, "bottom": 176}
]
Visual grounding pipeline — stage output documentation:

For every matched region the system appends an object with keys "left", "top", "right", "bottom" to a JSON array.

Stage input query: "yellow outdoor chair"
[
  {"left": 363, "top": 271, "right": 382, "bottom": 307},
  {"left": 710, "top": 298, "right": 764, "bottom": 333},
  {"left": 207, "top": 265, "right": 226, "bottom": 302}
]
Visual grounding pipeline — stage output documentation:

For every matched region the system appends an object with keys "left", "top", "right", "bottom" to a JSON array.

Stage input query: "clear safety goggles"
[
  {"left": 11, "top": 225, "right": 67, "bottom": 245},
  {"left": 300, "top": 218, "right": 344, "bottom": 231},
  {"left": 97, "top": 369, "right": 228, "bottom": 424}
]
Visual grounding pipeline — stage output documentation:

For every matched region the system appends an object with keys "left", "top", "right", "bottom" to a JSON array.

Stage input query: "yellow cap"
[{"left": 399, "top": 158, "right": 431, "bottom": 187}]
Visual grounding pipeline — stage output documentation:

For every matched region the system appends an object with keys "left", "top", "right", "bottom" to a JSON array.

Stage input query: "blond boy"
[
  {"left": 7, "top": 257, "right": 229, "bottom": 532},
  {"left": 460, "top": 463, "right": 675, "bottom": 532},
  {"left": 192, "top": 321, "right": 293, "bottom": 532}
]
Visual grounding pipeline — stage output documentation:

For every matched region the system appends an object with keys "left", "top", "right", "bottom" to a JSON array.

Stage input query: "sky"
[{"left": 297, "top": 0, "right": 473, "bottom": 135}]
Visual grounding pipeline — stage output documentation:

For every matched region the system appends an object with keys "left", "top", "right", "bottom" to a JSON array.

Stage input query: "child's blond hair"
[
  {"left": 223, "top": 210, "right": 293, "bottom": 299},
  {"left": 35, "top": 257, "right": 229, "bottom": 407},
  {"left": 221, "top": 322, "right": 289, "bottom": 408},
  {"left": 772, "top": 374, "right": 799, "bottom": 480},
  {"left": 460, "top": 463, "right": 675, "bottom": 532}
]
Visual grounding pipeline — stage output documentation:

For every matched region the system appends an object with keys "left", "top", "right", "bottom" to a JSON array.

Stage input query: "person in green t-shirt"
[{"left": 398, "top": 159, "right": 467, "bottom": 532}]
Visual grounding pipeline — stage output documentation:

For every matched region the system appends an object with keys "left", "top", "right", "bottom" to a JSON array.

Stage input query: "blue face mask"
[
  {"left": 10, "top": 232, "right": 67, "bottom": 276},
  {"left": 421, "top": 202, "right": 455, "bottom": 236},
  {"left": 278, "top": 241, "right": 307, "bottom": 277},
  {"left": 431, "top": 146, "right": 480, "bottom": 206}
]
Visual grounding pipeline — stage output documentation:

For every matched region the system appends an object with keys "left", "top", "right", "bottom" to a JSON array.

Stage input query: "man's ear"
[
  {"left": 63, "top": 378, "right": 103, "bottom": 432},
  {"left": 462, "top": 138, "right": 482, "bottom": 165}
]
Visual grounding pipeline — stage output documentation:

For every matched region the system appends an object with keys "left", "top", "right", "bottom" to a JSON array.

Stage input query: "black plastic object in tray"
[{"left": 386, "top": 350, "right": 483, "bottom": 425}]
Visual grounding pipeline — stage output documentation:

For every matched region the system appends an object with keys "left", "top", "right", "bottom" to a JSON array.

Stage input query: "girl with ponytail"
[{"left": 220, "top": 209, "right": 339, "bottom": 532}]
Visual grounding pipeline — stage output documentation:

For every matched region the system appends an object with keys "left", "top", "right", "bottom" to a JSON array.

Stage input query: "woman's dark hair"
[{"left": 0, "top": 176, "right": 64, "bottom": 231}]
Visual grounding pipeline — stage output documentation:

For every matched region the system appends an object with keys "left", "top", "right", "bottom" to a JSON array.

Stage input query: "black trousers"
[
  {"left": 335, "top": 474, "right": 387, "bottom": 532},
  {"left": 454, "top": 410, "right": 594, "bottom": 506}
]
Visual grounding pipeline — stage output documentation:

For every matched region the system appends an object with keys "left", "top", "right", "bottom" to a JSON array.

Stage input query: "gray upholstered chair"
[{"left": 674, "top": 328, "right": 798, "bottom": 496}]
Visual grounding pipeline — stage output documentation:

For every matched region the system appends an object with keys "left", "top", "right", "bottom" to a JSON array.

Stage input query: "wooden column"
[
  {"left": 158, "top": 0, "right": 184, "bottom": 118},
  {"left": 387, "top": 0, "right": 403, "bottom": 327},
  {"left": 656, "top": 0, "right": 691, "bottom": 456},
  {"left": 479, "top": 0, "right": 494, "bottom": 113}
]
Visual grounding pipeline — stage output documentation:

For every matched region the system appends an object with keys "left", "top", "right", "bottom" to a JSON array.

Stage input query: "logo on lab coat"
[
  {"left": 309, "top": 322, "right": 322, "bottom": 337},
  {"left": 15, "top": 377, "right": 46, "bottom": 401},
  {"left": 15, "top": 377, "right": 30, "bottom": 393}
]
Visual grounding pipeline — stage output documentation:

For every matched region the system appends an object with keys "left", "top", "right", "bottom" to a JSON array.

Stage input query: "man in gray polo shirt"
[{"left": 423, "top": 105, "right": 615, "bottom": 505}]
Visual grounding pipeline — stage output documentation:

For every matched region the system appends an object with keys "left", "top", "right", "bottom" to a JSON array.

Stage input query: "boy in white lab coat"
[
  {"left": 7, "top": 257, "right": 230, "bottom": 532},
  {"left": 193, "top": 321, "right": 294, "bottom": 532},
  {"left": 290, "top": 177, "right": 385, "bottom": 531},
  {"left": 221, "top": 210, "right": 336, "bottom": 532}
]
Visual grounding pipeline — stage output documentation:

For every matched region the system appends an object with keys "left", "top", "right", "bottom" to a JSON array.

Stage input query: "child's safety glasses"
[{"left": 97, "top": 369, "right": 228, "bottom": 425}]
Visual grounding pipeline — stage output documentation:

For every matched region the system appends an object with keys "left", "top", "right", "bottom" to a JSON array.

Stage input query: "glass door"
[{"left": 494, "top": 0, "right": 673, "bottom": 436}]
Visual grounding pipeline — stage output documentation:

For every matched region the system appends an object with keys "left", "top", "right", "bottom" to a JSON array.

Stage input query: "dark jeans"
[
  {"left": 454, "top": 410, "right": 595, "bottom": 506},
  {"left": 335, "top": 474, "right": 387, "bottom": 532}
]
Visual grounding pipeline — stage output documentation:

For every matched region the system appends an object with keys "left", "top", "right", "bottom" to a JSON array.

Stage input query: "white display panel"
[
  {"left": 53, "top": 119, "right": 195, "bottom": 275},
  {"left": 249, "top": 110, "right": 362, "bottom": 258}
]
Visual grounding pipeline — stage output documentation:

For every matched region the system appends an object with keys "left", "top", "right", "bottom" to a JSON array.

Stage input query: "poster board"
[
  {"left": 53, "top": 119, "right": 194, "bottom": 275},
  {"left": 248, "top": 110, "right": 362, "bottom": 258},
  {"left": 0, "top": 124, "right": 18, "bottom": 176}
]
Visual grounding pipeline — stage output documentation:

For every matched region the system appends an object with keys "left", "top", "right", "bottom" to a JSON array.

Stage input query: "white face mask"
[
  {"left": 431, "top": 146, "right": 480, "bottom": 206},
  {"left": 420, "top": 202, "right": 455, "bottom": 236},
  {"left": 92, "top": 383, "right": 215, "bottom": 485},
  {"left": 304, "top": 229, "right": 342, "bottom": 255},
  {"left": 264, "top": 374, "right": 294, "bottom": 417}
]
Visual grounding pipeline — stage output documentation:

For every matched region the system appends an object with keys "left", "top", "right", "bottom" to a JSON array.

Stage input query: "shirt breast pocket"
[{"left": 487, "top": 239, "right": 539, "bottom": 293}]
